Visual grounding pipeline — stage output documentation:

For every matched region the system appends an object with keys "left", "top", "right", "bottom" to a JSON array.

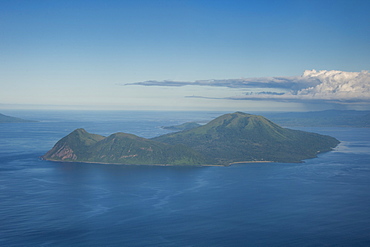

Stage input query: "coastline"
[
  {"left": 42, "top": 156, "right": 282, "bottom": 167},
  {"left": 229, "top": 161, "right": 274, "bottom": 165},
  {"left": 41, "top": 157, "right": 225, "bottom": 167}
]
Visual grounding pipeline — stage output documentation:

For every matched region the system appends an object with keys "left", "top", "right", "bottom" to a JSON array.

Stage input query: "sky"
[{"left": 1, "top": 0, "right": 369, "bottom": 111}]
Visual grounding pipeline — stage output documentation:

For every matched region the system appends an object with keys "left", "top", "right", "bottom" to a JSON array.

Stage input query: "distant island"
[
  {"left": 162, "top": 122, "right": 201, "bottom": 131},
  {"left": 0, "top": 113, "right": 37, "bottom": 123},
  {"left": 264, "top": 110, "right": 370, "bottom": 128},
  {"left": 43, "top": 112, "right": 340, "bottom": 166}
]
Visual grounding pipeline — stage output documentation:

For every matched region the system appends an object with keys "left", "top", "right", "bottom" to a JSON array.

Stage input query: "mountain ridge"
[
  {"left": 43, "top": 128, "right": 208, "bottom": 166},
  {"left": 43, "top": 112, "right": 340, "bottom": 166},
  {"left": 153, "top": 112, "right": 339, "bottom": 164}
]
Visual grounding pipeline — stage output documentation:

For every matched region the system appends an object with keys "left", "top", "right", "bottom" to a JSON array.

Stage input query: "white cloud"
[{"left": 296, "top": 70, "right": 370, "bottom": 100}]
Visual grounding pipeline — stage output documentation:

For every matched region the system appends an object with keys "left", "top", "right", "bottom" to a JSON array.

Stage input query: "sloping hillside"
[
  {"left": 153, "top": 112, "right": 340, "bottom": 164},
  {"left": 43, "top": 129, "right": 207, "bottom": 166},
  {"left": 43, "top": 112, "right": 340, "bottom": 166}
]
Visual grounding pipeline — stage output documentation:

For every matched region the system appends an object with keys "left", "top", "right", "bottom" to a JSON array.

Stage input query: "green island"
[
  {"left": 42, "top": 112, "right": 340, "bottom": 166},
  {"left": 161, "top": 122, "right": 202, "bottom": 131}
]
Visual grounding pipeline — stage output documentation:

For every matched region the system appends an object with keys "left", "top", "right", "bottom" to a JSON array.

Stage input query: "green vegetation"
[
  {"left": 162, "top": 122, "right": 201, "bottom": 131},
  {"left": 43, "top": 112, "right": 340, "bottom": 166},
  {"left": 154, "top": 112, "right": 340, "bottom": 164},
  {"left": 43, "top": 129, "right": 207, "bottom": 166}
]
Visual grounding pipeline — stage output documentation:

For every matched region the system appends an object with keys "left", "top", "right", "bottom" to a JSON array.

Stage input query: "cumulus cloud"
[
  {"left": 122, "top": 70, "right": 370, "bottom": 103},
  {"left": 295, "top": 70, "right": 370, "bottom": 100}
]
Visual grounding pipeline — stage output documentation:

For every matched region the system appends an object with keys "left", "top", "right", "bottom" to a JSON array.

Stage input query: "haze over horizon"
[{"left": 1, "top": 0, "right": 369, "bottom": 111}]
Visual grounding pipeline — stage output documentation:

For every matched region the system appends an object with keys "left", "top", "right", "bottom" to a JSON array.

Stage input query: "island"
[
  {"left": 264, "top": 110, "right": 370, "bottom": 128},
  {"left": 42, "top": 112, "right": 340, "bottom": 166},
  {"left": 161, "top": 122, "right": 201, "bottom": 131},
  {"left": 0, "top": 113, "right": 37, "bottom": 123}
]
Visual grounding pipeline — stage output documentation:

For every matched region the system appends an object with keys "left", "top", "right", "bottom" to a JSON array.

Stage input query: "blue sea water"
[{"left": 0, "top": 110, "right": 370, "bottom": 247}]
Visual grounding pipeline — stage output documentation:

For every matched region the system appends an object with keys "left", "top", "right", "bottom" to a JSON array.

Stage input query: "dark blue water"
[{"left": 1, "top": 111, "right": 370, "bottom": 246}]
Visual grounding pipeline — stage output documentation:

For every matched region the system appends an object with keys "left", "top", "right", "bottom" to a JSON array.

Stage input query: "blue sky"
[{"left": 1, "top": 0, "right": 369, "bottom": 111}]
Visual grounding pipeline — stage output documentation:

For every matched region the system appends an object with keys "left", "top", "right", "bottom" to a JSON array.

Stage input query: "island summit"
[{"left": 42, "top": 112, "right": 340, "bottom": 166}]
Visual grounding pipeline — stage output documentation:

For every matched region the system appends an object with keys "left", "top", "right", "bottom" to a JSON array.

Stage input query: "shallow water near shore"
[{"left": 1, "top": 111, "right": 370, "bottom": 246}]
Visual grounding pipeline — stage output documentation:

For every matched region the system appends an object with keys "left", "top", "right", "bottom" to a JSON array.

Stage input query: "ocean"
[{"left": 1, "top": 110, "right": 369, "bottom": 246}]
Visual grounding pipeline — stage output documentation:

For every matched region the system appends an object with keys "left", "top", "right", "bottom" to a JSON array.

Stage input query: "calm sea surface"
[{"left": 1, "top": 111, "right": 369, "bottom": 247}]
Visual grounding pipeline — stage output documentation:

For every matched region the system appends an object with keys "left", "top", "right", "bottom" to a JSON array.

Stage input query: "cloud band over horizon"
[{"left": 122, "top": 70, "right": 370, "bottom": 104}]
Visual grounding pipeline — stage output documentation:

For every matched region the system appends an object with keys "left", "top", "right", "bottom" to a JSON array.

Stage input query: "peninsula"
[
  {"left": 43, "top": 112, "right": 340, "bottom": 166},
  {"left": 0, "top": 113, "right": 37, "bottom": 123}
]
